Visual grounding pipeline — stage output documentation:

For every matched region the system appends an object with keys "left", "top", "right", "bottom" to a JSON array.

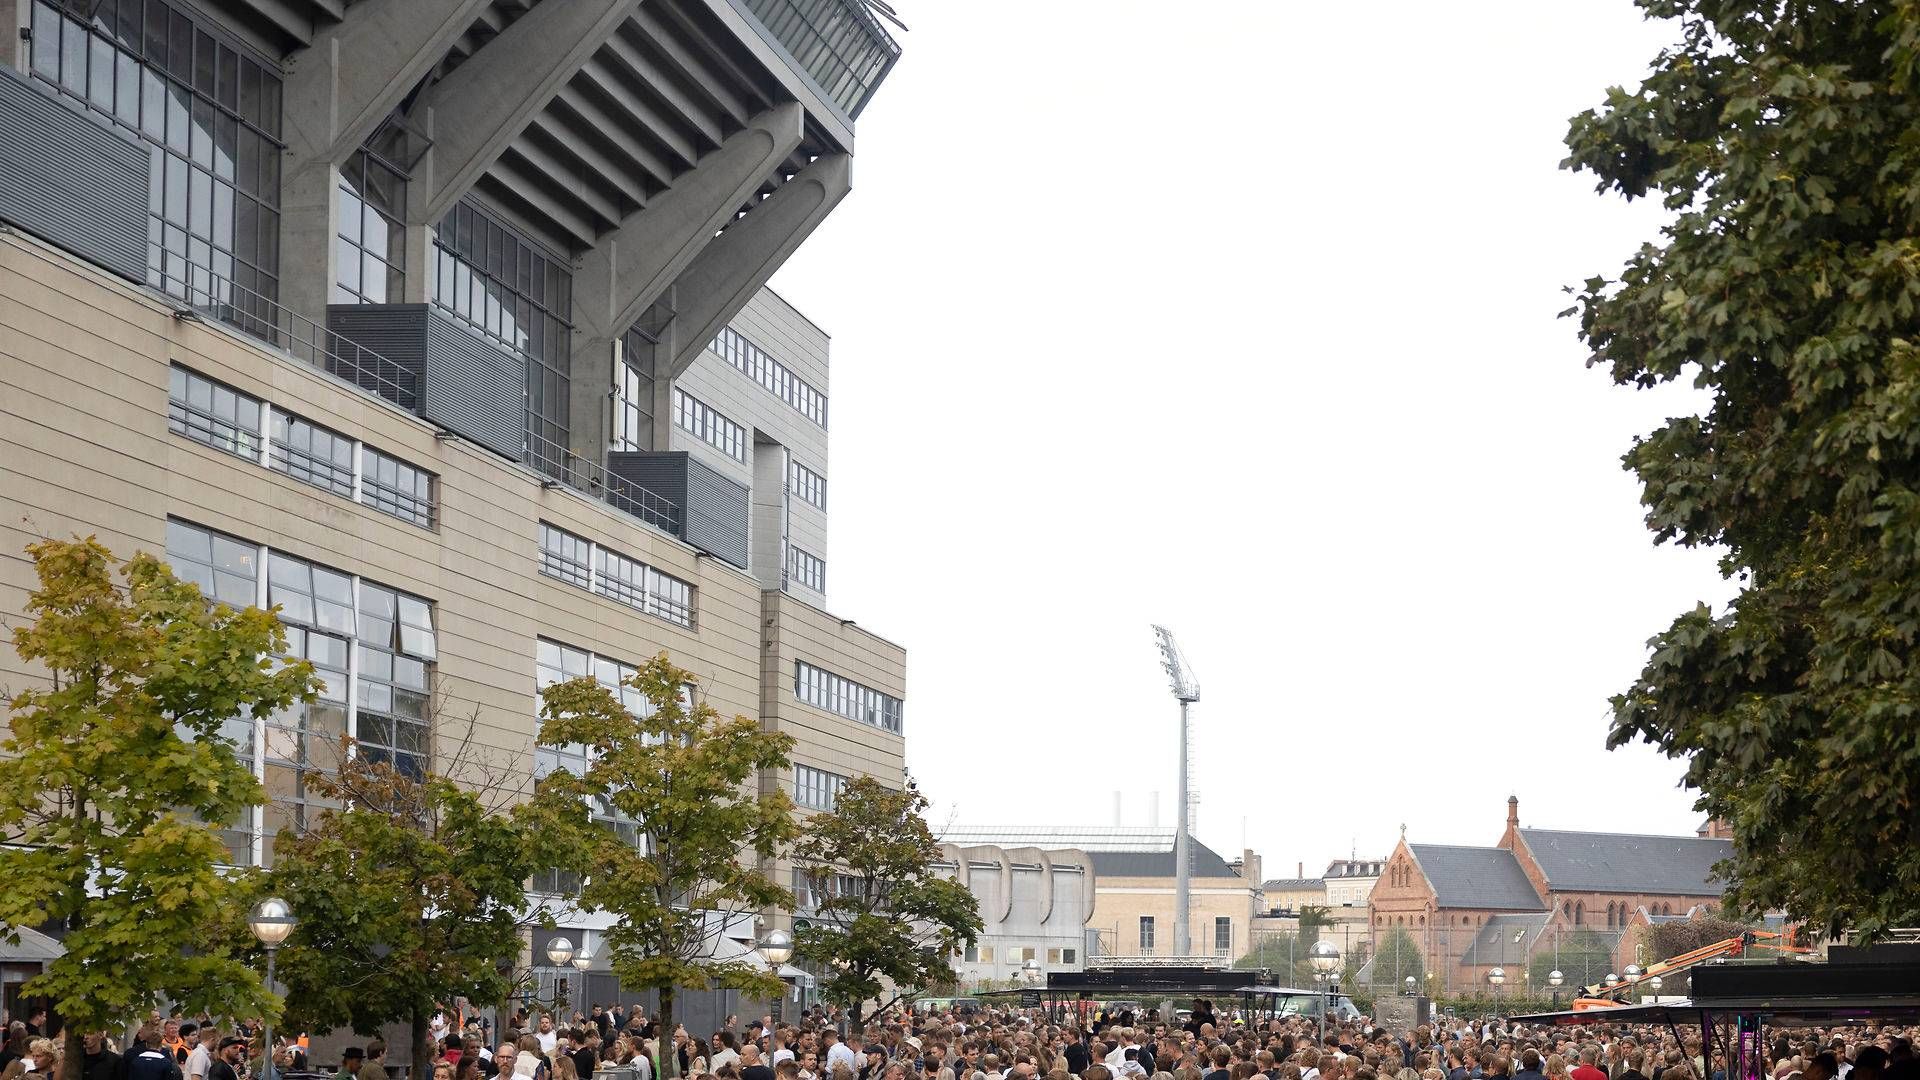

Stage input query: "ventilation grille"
[{"left": 0, "top": 66, "right": 149, "bottom": 282}]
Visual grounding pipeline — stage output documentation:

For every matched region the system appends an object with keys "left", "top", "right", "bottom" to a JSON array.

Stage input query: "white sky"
[{"left": 767, "top": 1, "right": 1735, "bottom": 876}]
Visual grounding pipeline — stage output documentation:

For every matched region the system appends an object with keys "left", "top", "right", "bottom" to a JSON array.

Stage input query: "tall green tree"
[
  {"left": 1565, "top": 0, "right": 1920, "bottom": 943},
  {"left": 527, "top": 655, "right": 795, "bottom": 1078},
  {"left": 266, "top": 741, "right": 541, "bottom": 1080},
  {"left": 790, "top": 775, "right": 982, "bottom": 1028},
  {"left": 1368, "top": 926, "right": 1426, "bottom": 989},
  {"left": 0, "top": 537, "right": 317, "bottom": 1080}
]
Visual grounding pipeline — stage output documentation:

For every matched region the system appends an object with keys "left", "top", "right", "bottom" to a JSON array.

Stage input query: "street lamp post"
[
  {"left": 1308, "top": 941, "right": 1341, "bottom": 1043},
  {"left": 1548, "top": 969, "right": 1564, "bottom": 1007},
  {"left": 571, "top": 941, "right": 593, "bottom": 1020},
  {"left": 1487, "top": 967, "right": 1505, "bottom": 1014},
  {"left": 759, "top": 928, "right": 793, "bottom": 1022},
  {"left": 249, "top": 899, "right": 297, "bottom": 1080},
  {"left": 1649, "top": 975, "right": 1663, "bottom": 999},
  {"left": 1405, "top": 976, "right": 1416, "bottom": 997},
  {"left": 546, "top": 936, "right": 575, "bottom": 1018}
]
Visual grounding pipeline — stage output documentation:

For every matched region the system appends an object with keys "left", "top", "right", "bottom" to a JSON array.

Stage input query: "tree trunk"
[
  {"left": 61, "top": 1027, "right": 85, "bottom": 1080},
  {"left": 411, "top": 1005, "right": 435, "bottom": 1080},
  {"left": 658, "top": 987, "right": 677, "bottom": 1080}
]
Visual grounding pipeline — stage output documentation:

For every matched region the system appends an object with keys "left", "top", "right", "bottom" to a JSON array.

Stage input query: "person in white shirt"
[
  {"left": 185, "top": 1027, "right": 218, "bottom": 1080},
  {"left": 825, "top": 1033, "right": 859, "bottom": 1080},
  {"left": 535, "top": 1017, "right": 559, "bottom": 1055}
]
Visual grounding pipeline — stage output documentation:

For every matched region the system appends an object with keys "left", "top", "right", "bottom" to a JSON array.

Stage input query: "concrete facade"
[{"left": 938, "top": 845, "right": 1095, "bottom": 987}]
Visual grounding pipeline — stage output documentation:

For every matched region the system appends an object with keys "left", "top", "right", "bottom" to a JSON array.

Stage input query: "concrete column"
[
  {"left": 1, "top": 0, "right": 28, "bottom": 72},
  {"left": 667, "top": 153, "right": 852, "bottom": 377},
  {"left": 565, "top": 104, "right": 804, "bottom": 461},
  {"left": 278, "top": 161, "right": 339, "bottom": 335},
  {"left": 409, "top": 0, "right": 645, "bottom": 229}
]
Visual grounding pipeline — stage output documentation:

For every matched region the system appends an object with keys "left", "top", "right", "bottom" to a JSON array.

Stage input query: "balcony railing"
[{"left": 742, "top": 0, "right": 901, "bottom": 118}]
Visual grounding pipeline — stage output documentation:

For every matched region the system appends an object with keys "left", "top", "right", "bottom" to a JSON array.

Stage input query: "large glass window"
[
  {"left": 360, "top": 446, "right": 436, "bottom": 529},
  {"left": 29, "top": 0, "right": 283, "bottom": 315},
  {"left": 786, "top": 544, "right": 826, "bottom": 593},
  {"left": 538, "top": 522, "right": 593, "bottom": 590},
  {"left": 612, "top": 332, "right": 655, "bottom": 452},
  {"left": 532, "top": 639, "right": 648, "bottom": 894},
  {"left": 1215, "top": 916, "right": 1233, "bottom": 956},
  {"left": 711, "top": 326, "right": 827, "bottom": 428},
  {"left": 163, "top": 519, "right": 259, "bottom": 862},
  {"left": 672, "top": 389, "right": 747, "bottom": 462},
  {"left": 335, "top": 147, "right": 406, "bottom": 304},
  {"left": 1139, "top": 916, "right": 1155, "bottom": 955},
  {"left": 540, "top": 522, "right": 696, "bottom": 629},
  {"left": 269, "top": 411, "right": 355, "bottom": 498},
  {"left": 168, "top": 365, "right": 261, "bottom": 460},
  {"left": 167, "top": 520, "right": 437, "bottom": 866},
  {"left": 794, "top": 661, "right": 902, "bottom": 734},
  {"left": 789, "top": 459, "right": 827, "bottom": 511},
  {"left": 795, "top": 764, "right": 847, "bottom": 811},
  {"left": 432, "top": 200, "right": 571, "bottom": 475}
]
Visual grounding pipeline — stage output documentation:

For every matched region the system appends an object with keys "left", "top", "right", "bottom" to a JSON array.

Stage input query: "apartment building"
[{"left": 0, "top": 0, "right": 905, "bottom": 1032}]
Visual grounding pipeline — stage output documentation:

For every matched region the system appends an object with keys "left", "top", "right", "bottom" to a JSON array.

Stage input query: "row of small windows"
[
  {"left": 786, "top": 544, "right": 826, "bottom": 593},
  {"left": 795, "top": 661, "right": 902, "bottom": 734},
  {"left": 168, "top": 366, "right": 437, "bottom": 528},
  {"left": 789, "top": 458, "right": 827, "bottom": 511},
  {"left": 1134, "top": 917, "right": 1232, "bottom": 955},
  {"left": 672, "top": 389, "right": 746, "bottom": 463},
  {"left": 963, "top": 946, "right": 1078, "bottom": 965},
  {"left": 795, "top": 764, "right": 848, "bottom": 811},
  {"left": 712, "top": 326, "right": 828, "bottom": 428},
  {"left": 163, "top": 518, "right": 435, "bottom": 865},
  {"left": 537, "top": 522, "right": 696, "bottom": 630}
]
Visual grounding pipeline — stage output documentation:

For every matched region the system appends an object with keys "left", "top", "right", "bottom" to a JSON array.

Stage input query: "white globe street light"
[
  {"left": 249, "top": 898, "right": 296, "bottom": 1080},
  {"left": 1605, "top": 972, "right": 1620, "bottom": 988},
  {"left": 1548, "top": 970, "right": 1565, "bottom": 988},
  {"left": 546, "top": 936, "right": 575, "bottom": 967},
  {"left": 1624, "top": 964, "right": 1644, "bottom": 980},
  {"left": 1309, "top": 942, "right": 1341, "bottom": 1042},
  {"left": 1405, "top": 975, "right": 1417, "bottom": 996},
  {"left": 1649, "top": 976, "right": 1664, "bottom": 993},
  {"left": 759, "top": 928, "right": 794, "bottom": 966}
]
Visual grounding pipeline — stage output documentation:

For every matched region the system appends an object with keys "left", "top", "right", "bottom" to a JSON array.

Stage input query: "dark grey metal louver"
[
  {"left": 326, "top": 304, "right": 527, "bottom": 461},
  {"left": 0, "top": 66, "right": 148, "bottom": 282},
  {"left": 606, "top": 451, "right": 750, "bottom": 568},
  {"left": 684, "top": 457, "right": 750, "bottom": 568}
]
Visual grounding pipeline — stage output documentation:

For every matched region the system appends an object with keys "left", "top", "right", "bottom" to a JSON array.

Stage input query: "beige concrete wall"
[
  {"left": 0, "top": 230, "right": 880, "bottom": 865},
  {"left": 1089, "top": 876, "right": 1260, "bottom": 960}
]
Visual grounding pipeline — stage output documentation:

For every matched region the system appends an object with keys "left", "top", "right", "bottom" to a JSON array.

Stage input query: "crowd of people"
[{"left": 4, "top": 997, "right": 1916, "bottom": 1080}]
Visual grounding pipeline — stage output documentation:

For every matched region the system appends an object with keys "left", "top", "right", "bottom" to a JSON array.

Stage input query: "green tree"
[
  {"left": 0, "top": 537, "right": 317, "bottom": 1080},
  {"left": 1369, "top": 926, "right": 1426, "bottom": 989},
  {"left": 266, "top": 739, "right": 541, "bottom": 1080},
  {"left": 1638, "top": 915, "right": 1761, "bottom": 993},
  {"left": 527, "top": 654, "right": 795, "bottom": 1078},
  {"left": 1525, "top": 929, "right": 1614, "bottom": 992},
  {"left": 791, "top": 775, "right": 982, "bottom": 1028},
  {"left": 1565, "top": 0, "right": 1920, "bottom": 944}
]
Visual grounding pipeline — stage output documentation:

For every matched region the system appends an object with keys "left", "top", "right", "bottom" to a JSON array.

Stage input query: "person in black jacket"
[{"left": 82, "top": 1032, "right": 121, "bottom": 1080}]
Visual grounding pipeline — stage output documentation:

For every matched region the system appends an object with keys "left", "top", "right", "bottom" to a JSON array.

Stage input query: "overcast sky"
[{"left": 767, "top": 1, "right": 1735, "bottom": 876}]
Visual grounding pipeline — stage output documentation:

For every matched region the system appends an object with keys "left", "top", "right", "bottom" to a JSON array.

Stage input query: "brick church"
[{"left": 1367, "top": 797, "right": 1732, "bottom": 987}]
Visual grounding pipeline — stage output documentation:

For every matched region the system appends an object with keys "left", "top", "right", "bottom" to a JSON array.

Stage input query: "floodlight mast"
[{"left": 1152, "top": 625, "right": 1199, "bottom": 958}]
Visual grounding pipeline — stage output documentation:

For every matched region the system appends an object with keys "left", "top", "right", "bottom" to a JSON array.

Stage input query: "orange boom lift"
[{"left": 1569, "top": 930, "right": 1811, "bottom": 1010}]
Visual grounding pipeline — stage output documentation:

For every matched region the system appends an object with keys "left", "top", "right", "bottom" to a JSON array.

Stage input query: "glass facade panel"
[
  {"left": 794, "top": 661, "right": 902, "bottom": 734},
  {"left": 612, "top": 334, "right": 655, "bottom": 452},
  {"left": 789, "top": 458, "right": 827, "bottom": 511},
  {"left": 786, "top": 544, "right": 826, "bottom": 593},
  {"left": 269, "top": 410, "right": 355, "bottom": 497},
  {"left": 360, "top": 445, "right": 436, "bottom": 529},
  {"left": 30, "top": 0, "right": 283, "bottom": 316},
  {"left": 795, "top": 764, "right": 847, "bottom": 811},
  {"left": 431, "top": 200, "right": 570, "bottom": 475},
  {"left": 334, "top": 147, "right": 406, "bottom": 305}
]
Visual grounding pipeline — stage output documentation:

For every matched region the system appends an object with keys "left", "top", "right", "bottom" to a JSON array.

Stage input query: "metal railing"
[
  {"left": 149, "top": 250, "right": 420, "bottom": 413},
  {"left": 525, "top": 430, "right": 683, "bottom": 538}
]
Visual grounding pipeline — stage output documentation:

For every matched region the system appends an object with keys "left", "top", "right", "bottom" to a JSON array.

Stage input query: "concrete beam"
[
  {"left": 565, "top": 104, "right": 802, "bottom": 460},
  {"left": 409, "top": 0, "right": 645, "bottom": 228},
  {"left": 280, "top": 0, "right": 492, "bottom": 168},
  {"left": 666, "top": 152, "right": 851, "bottom": 377}
]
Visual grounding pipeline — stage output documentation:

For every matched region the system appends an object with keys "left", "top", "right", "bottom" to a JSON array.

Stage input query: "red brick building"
[{"left": 1367, "top": 797, "right": 1730, "bottom": 991}]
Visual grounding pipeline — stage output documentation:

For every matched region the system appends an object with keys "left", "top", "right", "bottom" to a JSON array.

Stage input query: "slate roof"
[
  {"left": 1519, "top": 828, "right": 1729, "bottom": 895},
  {"left": 1086, "top": 841, "right": 1238, "bottom": 879},
  {"left": 1408, "top": 844, "right": 1547, "bottom": 910},
  {"left": 1263, "top": 877, "right": 1326, "bottom": 891},
  {"left": 1462, "top": 912, "right": 1555, "bottom": 965}
]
